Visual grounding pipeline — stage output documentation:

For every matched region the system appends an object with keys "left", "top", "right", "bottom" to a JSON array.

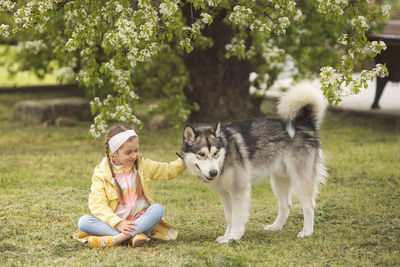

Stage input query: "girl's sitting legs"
[
  {"left": 78, "top": 215, "right": 120, "bottom": 236},
  {"left": 78, "top": 203, "right": 165, "bottom": 248},
  {"left": 128, "top": 203, "right": 164, "bottom": 237}
]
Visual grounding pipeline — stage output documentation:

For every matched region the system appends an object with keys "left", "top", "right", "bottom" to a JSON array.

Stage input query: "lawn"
[{"left": 0, "top": 90, "right": 399, "bottom": 266}]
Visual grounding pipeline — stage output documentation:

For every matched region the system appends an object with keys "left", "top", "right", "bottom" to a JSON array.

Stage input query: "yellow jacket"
[{"left": 73, "top": 154, "right": 186, "bottom": 242}]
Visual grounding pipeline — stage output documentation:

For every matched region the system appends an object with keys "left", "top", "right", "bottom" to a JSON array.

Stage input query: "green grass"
[{"left": 0, "top": 91, "right": 399, "bottom": 266}]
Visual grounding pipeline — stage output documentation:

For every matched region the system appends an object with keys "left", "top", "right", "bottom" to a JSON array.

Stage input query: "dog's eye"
[
  {"left": 198, "top": 152, "right": 205, "bottom": 157},
  {"left": 213, "top": 152, "right": 219, "bottom": 158}
]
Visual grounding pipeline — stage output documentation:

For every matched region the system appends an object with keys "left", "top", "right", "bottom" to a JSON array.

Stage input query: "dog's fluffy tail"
[{"left": 277, "top": 86, "right": 327, "bottom": 138}]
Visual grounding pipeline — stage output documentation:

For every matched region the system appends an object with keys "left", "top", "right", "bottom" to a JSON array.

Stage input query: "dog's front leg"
[
  {"left": 228, "top": 185, "right": 251, "bottom": 241},
  {"left": 215, "top": 190, "right": 232, "bottom": 243}
]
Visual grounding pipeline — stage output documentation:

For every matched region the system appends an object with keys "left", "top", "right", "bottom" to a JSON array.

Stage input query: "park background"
[{"left": 1, "top": 0, "right": 400, "bottom": 266}]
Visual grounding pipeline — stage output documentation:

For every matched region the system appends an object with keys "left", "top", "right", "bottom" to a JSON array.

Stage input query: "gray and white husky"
[{"left": 181, "top": 87, "right": 328, "bottom": 243}]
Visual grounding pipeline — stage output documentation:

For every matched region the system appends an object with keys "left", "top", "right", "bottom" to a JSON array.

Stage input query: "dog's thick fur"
[{"left": 181, "top": 87, "right": 327, "bottom": 243}]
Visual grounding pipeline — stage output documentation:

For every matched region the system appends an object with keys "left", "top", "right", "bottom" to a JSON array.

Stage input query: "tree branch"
[{"left": 56, "top": 0, "right": 70, "bottom": 11}]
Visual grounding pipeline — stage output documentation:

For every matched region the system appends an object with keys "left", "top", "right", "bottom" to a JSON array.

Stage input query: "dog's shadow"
[{"left": 169, "top": 226, "right": 299, "bottom": 246}]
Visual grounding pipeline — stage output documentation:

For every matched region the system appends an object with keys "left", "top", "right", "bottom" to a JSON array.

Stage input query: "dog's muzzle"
[{"left": 195, "top": 164, "right": 218, "bottom": 181}]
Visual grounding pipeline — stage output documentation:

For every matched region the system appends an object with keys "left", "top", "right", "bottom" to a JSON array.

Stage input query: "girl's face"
[{"left": 113, "top": 138, "right": 139, "bottom": 166}]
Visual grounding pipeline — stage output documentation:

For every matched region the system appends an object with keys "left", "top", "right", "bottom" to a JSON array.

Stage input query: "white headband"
[{"left": 108, "top": 130, "right": 137, "bottom": 153}]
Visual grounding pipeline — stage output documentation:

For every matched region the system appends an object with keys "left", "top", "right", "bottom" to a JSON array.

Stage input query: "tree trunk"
[{"left": 182, "top": 8, "right": 262, "bottom": 122}]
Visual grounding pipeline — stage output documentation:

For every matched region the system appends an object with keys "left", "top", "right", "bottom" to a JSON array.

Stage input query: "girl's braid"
[{"left": 105, "top": 139, "right": 125, "bottom": 205}]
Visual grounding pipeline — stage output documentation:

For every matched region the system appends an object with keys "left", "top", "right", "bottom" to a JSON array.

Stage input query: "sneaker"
[
  {"left": 131, "top": 233, "right": 150, "bottom": 248},
  {"left": 88, "top": 236, "right": 115, "bottom": 248}
]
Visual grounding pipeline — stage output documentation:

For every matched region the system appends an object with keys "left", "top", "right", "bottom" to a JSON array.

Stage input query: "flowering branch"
[{"left": 0, "top": 0, "right": 391, "bottom": 138}]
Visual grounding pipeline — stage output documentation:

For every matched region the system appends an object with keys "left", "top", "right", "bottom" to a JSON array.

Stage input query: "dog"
[{"left": 180, "top": 86, "right": 328, "bottom": 243}]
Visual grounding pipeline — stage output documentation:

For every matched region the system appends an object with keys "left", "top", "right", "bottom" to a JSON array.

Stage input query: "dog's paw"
[
  {"left": 216, "top": 235, "right": 230, "bottom": 243},
  {"left": 228, "top": 230, "right": 244, "bottom": 240},
  {"left": 297, "top": 230, "right": 313, "bottom": 238},
  {"left": 264, "top": 224, "right": 283, "bottom": 231}
]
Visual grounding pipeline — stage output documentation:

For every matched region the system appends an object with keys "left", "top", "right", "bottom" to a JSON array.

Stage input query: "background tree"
[{"left": 0, "top": 0, "right": 391, "bottom": 137}]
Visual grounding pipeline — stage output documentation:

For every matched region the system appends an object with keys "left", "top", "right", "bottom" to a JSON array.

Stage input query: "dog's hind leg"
[
  {"left": 216, "top": 190, "right": 232, "bottom": 243},
  {"left": 292, "top": 173, "right": 317, "bottom": 238},
  {"left": 264, "top": 174, "right": 292, "bottom": 231}
]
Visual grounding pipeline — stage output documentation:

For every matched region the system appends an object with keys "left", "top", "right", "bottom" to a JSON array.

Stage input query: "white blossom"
[
  {"left": 373, "top": 64, "right": 388, "bottom": 78},
  {"left": 128, "top": 89, "right": 139, "bottom": 100},
  {"left": 201, "top": 13, "right": 213, "bottom": 24},
  {"left": 338, "top": 34, "right": 348, "bottom": 45},
  {"left": 180, "top": 38, "right": 192, "bottom": 52},
  {"left": 14, "top": 7, "right": 34, "bottom": 29},
  {"left": 0, "top": 24, "right": 10, "bottom": 37},
  {"left": 77, "top": 69, "right": 91, "bottom": 85},
  {"left": 260, "top": 40, "right": 285, "bottom": 67},
  {"left": 55, "top": 67, "right": 75, "bottom": 81},
  {"left": 38, "top": 0, "right": 53, "bottom": 14},
  {"left": 225, "top": 37, "right": 246, "bottom": 57},
  {"left": 381, "top": 5, "right": 391, "bottom": 18},
  {"left": 21, "top": 40, "right": 47, "bottom": 54},
  {"left": 276, "top": 17, "right": 290, "bottom": 34},
  {"left": 249, "top": 72, "right": 258, "bottom": 82},
  {"left": 115, "top": 3, "right": 124, "bottom": 13},
  {"left": 229, "top": 6, "right": 252, "bottom": 26},
  {"left": 0, "top": 0, "right": 16, "bottom": 12},
  {"left": 370, "top": 40, "right": 387, "bottom": 54},
  {"left": 250, "top": 19, "right": 270, "bottom": 33},
  {"left": 207, "top": 0, "right": 221, "bottom": 7},
  {"left": 132, "top": 116, "right": 142, "bottom": 125},
  {"left": 351, "top": 16, "right": 369, "bottom": 30},
  {"left": 65, "top": 38, "right": 78, "bottom": 52},
  {"left": 316, "top": 0, "right": 347, "bottom": 16},
  {"left": 320, "top": 66, "right": 342, "bottom": 88},
  {"left": 89, "top": 124, "right": 102, "bottom": 139},
  {"left": 293, "top": 10, "right": 303, "bottom": 22},
  {"left": 91, "top": 114, "right": 108, "bottom": 137},
  {"left": 159, "top": 1, "right": 179, "bottom": 17}
]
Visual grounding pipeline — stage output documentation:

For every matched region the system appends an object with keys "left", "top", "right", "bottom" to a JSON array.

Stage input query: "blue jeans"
[{"left": 78, "top": 203, "right": 164, "bottom": 237}]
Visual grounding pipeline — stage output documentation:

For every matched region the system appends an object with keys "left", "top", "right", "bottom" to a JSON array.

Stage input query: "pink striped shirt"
[{"left": 113, "top": 164, "right": 149, "bottom": 221}]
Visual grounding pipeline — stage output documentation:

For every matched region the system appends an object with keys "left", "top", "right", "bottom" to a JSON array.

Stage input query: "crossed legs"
[{"left": 78, "top": 203, "right": 164, "bottom": 245}]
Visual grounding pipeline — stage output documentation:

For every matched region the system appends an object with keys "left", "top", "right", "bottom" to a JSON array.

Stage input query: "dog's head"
[{"left": 181, "top": 123, "right": 225, "bottom": 183}]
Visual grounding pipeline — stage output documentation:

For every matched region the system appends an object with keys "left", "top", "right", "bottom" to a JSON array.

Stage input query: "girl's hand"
[{"left": 115, "top": 220, "right": 137, "bottom": 235}]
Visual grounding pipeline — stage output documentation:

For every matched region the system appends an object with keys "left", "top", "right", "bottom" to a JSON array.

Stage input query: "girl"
[{"left": 73, "top": 124, "right": 186, "bottom": 248}]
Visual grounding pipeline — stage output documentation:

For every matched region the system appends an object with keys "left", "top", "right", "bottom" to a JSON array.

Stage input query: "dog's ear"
[
  {"left": 184, "top": 126, "right": 196, "bottom": 144},
  {"left": 214, "top": 122, "right": 221, "bottom": 138}
]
